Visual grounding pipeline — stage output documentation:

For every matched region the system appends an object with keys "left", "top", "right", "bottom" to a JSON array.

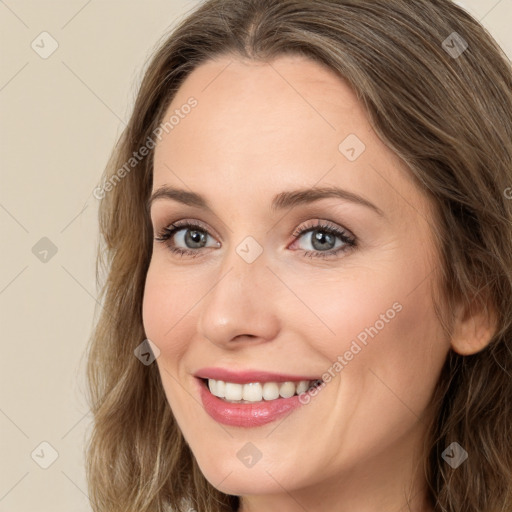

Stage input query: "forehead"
[
  {"left": 155, "top": 54, "right": 370, "bottom": 166},
  {"left": 152, "top": 54, "right": 428, "bottom": 223}
]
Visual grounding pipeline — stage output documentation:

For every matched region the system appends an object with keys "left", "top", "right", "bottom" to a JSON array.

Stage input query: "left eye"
[
  {"left": 289, "top": 221, "right": 356, "bottom": 259},
  {"left": 154, "top": 220, "right": 356, "bottom": 259},
  {"left": 292, "top": 227, "right": 348, "bottom": 252}
]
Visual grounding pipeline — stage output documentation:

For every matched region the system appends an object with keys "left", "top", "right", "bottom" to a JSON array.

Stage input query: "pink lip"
[
  {"left": 194, "top": 367, "right": 319, "bottom": 384},
  {"left": 196, "top": 378, "right": 306, "bottom": 427}
]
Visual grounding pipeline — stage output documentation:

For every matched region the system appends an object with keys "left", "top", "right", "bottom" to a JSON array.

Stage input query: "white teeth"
[
  {"left": 262, "top": 382, "right": 279, "bottom": 400},
  {"left": 206, "top": 379, "right": 313, "bottom": 402},
  {"left": 242, "top": 382, "right": 263, "bottom": 402},
  {"left": 215, "top": 379, "right": 225, "bottom": 397},
  {"left": 296, "top": 380, "right": 309, "bottom": 394},
  {"left": 279, "top": 381, "right": 296, "bottom": 398},
  {"left": 224, "top": 382, "right": 243, "bottom": 401}
]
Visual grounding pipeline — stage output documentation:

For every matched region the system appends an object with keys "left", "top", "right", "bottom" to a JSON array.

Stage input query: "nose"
[{"left": 196, "top": 246, "right": 281, "bottom": 349}]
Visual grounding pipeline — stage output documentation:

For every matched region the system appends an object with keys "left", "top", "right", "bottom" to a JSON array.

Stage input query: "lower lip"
[{"left": 197, "top": 379, "right": 305, "bottom": 427}]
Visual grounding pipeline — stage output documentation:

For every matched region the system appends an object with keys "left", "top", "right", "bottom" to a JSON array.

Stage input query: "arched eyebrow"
[{"left": 147, "top": 185, "right": 384, "bottom": 217}]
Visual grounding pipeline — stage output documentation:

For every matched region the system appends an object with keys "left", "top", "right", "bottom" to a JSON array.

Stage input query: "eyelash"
[{"left": 154, "top": 219, "right": 356, "bottom": 260}]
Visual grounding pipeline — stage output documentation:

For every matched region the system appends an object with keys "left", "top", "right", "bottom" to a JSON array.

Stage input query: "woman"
[{"left": 85, "top": 1, "right": 512, "bottom": 511}]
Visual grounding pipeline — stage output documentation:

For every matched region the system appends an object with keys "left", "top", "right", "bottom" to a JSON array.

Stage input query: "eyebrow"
[{"left": 147, "top": 185, "right": 384, "bottom": 217}]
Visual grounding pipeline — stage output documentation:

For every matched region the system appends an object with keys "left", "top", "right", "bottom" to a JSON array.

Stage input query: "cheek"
[
  {"left": 284, "top": 265, "right": 424, "bottom": 363},
  {"left": 317, "top": 261, "right": 448, "bottom": 427},
  {"left": 142, "top": 263, "right": 203, "bottom": 433},
  {"left": 295, "top": 242, "right": 447, "bottom": 398},
  {"left": 141, "top": 261, "right": 194, "bottom": 362}
]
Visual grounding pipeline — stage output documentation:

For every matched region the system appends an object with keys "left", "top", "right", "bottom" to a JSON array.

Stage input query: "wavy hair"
[{"left": 85, "top": 1, "right": 512, "bottom": 510}]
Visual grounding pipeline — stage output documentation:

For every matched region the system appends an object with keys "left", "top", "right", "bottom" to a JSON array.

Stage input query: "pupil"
[
  {"left": 312, "top": 230, "right": 335, "bottom": 250},
  {"left": 186, "top": 229, "right": 205, "bottom": 248}
]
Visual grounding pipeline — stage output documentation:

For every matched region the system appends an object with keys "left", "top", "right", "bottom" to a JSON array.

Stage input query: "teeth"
[
  {"left": 206, "top": 378, "right": 313, "bottom": 403},
  {"left": 215, "top": 379, "right": 225, "bottom": 397},
  {"left": 296, "top": 380, "right": 309, "bottom": 394},
  {"left": 242, "top": 382, "right": 263, "bottom": 402},
  {"left": 224, "top": 382, "right": 243, "bottom": 401},
  {"left": 262, "top": 382, "right": 279, "bottom": 400},
  {"left": 279, "top": 381, "right": 296, "bottom": 398}
]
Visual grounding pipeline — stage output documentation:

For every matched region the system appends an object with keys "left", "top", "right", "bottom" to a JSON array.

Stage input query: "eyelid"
[
  {"left": 291, "top": 218, "right": 354, "bottom": 239},
  {"left": 158, "top": 218, "right": 221, "bottom": 240}
]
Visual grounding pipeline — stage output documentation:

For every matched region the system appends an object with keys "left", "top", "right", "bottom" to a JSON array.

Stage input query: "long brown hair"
[{"left": 85, "top": 1, "right": 512, "bottom": 510}]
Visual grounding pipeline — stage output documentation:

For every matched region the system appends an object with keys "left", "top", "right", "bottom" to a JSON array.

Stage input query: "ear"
[{"left": 450, "top": 293, "right": 498, "bottom": 355}]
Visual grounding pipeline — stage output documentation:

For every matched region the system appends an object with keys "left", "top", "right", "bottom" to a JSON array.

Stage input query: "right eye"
[{"left": 155, "top": 220, "right": 220, "bottom": 257}]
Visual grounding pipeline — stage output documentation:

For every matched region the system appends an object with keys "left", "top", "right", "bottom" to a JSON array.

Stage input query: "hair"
[{"left": 85, "top": 1, "right": 512, "bottom": 511}]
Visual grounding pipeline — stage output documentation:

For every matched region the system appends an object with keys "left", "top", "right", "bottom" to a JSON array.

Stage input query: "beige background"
[{"left": 0, "top": 1, "right": 510, "bottom": 510}]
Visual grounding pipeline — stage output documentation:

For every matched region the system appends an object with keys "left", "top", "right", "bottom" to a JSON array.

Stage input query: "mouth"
[
  {"left": 200, "top": 377, "right": 321, "bottom": 403},
  {"left": 195, "top": 371, "right": 323, "bottom": 427}
]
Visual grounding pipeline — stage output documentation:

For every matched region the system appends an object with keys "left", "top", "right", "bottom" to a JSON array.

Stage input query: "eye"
[
  {"left": 154, "top": 220, "right": 220, "bottom": 258},
  {"left": 289, "top": 220, "right": 356, "bottom": 259},
  {"left": 154, "top": 219, "right": 356, "bottom": 260}
]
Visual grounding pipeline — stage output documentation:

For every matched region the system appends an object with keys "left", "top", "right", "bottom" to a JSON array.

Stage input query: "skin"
[{"left": 142, "top": 54, "right": 478, "bottom": 511}]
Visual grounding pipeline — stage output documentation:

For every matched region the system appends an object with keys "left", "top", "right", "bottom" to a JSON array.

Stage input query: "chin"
[{"left": 196, "top": 457, "right": 299, "bottom": 496}]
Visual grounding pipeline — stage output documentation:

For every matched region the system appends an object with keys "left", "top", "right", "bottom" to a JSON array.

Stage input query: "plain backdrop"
[{"left": 1, "top": 1, "right": 511, "bottom": 510}]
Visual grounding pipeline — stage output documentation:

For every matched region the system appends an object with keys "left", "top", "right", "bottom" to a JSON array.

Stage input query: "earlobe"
[{"left": 449, "top": 295, "right": 498, "bottom": 356}]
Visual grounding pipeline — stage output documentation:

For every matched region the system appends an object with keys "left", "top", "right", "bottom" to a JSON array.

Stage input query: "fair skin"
[{"left": 142, "top": 54, "right": 488, "bottom": 512}]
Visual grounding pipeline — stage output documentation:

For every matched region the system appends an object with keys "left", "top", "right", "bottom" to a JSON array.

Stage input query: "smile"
[
  {"left": 207, "top": 378, "right": 313, "bottom": 403},
  {"left": 194, "top": 368, "right": 323, "bottom": 427}
]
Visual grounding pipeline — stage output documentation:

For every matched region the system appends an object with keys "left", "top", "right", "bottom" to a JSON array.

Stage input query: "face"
[{"left": 143, "top": 54, "right": 450, "bottom": 506}]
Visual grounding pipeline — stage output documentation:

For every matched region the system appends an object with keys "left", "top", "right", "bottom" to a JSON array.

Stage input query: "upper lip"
[{"left": 194, "top": 367, "right": 320, "bottom": 384}]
